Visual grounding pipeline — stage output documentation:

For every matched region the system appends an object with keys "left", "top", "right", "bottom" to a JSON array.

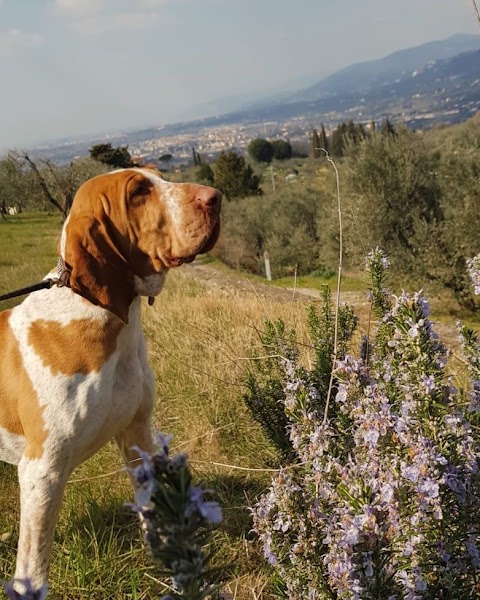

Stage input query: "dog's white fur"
[{"left": 0, "top": 168, "right": 221, "bottom": 598}]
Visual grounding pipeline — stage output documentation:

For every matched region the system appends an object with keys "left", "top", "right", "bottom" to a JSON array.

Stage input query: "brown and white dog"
[{"left": 0, "top": 168, "right": 221, "bottom": 598}]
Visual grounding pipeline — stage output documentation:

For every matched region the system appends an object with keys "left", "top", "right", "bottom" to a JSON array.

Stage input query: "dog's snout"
[{"left": 196, "top": 187, "right": 222, "bottom": 210}]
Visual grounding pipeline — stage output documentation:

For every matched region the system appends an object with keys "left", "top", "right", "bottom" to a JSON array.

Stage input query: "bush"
[
  {"left": 213, "top": 151, "right": 262, "bottom": 200},
  {"left": 248, "top": 138, "right": 274, "bottom": 164},
  {"left": 248, "top": 249, "right": 480, "bottom": 599},
  {"left": 215, "top": 185, "right": 327, "bottom": 277},
  {"left": 271, "top": 140, "right": 293, "bottom": 160},
  {"left": 195, "top": 163, "right": 215, "bottom": 186}
]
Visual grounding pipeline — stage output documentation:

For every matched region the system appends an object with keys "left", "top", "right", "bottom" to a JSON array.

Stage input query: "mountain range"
[
  {"left": 35, "top": 33, "right": 480, "bottom": 162},
  {"left": 200, "top": 33, "right": 480, "bottom": 130}
]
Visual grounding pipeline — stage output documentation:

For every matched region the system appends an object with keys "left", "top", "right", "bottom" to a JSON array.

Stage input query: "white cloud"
[
  {"left": 0, "top": 29, "right": 43, "bottom": 56},
  {"left": 52, "top": 0, "right": 169, "bottom": 34},
  {"left": 52, "top": 0, "right": 105, "bottom": 15},
  {"left": 76, "top": 11, "right": 163, "bottom": 35}
]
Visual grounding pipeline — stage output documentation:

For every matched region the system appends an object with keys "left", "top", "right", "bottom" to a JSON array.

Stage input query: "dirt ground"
[
  {"left": 183, "top": 261, "right": 459, "bottom": 347},
  {"left": 184, "top": 261, "right": 368, "bottom": 305}
]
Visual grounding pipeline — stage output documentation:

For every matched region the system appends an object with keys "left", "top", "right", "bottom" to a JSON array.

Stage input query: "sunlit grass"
[
  {"left": 0, "top": 213, "right": 477, "bottom": 598},
  {"left": 0, "top": 212, "right": 62, "bottom": 310}
]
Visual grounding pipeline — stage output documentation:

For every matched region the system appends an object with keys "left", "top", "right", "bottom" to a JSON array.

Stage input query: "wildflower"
[
  {"left": 3, "top": 580, "right": 47, "bottom": 600},
  {"left": 466, "top": 254, "right": 480, "bottom": 295},
  {"left": 186, "top": 486, "right": 223, "bottom": 524},
  {"left": 127, "top": 433, "right": 223, "bottom": 600}
]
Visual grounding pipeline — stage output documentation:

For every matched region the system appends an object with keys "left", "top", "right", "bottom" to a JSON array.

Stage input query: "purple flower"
[
  {"left": 4, "top": 580, "right": 47, "bottom": 600},
  {"left": 467, "top": 254, "right": 480, "bottom": 295},
  {"left": 186, "top": 486, "right": 223, "bottom": 524},
  {"left": 156, "top": 432, "right": 173, "bottom": 455}
]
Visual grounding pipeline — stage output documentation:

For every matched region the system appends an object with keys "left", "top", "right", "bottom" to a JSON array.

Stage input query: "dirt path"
[
  {"left": 183, "top": 261, "right": 368, "bottom": 306},
  {"left": 182, "top": 261, "right": 459, "bottom": 347}
]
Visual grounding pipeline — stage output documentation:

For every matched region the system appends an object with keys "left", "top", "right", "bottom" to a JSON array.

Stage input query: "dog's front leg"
[{"left": 11, "top": 455, "right": 71, "bottom": 598}]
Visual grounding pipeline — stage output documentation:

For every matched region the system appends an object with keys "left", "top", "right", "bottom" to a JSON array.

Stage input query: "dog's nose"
[{"left": 196, "top": 187, "right": 222, "bottom": 210}]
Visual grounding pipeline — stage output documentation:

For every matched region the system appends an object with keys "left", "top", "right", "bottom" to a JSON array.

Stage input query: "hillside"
[{"left": 31, "top": 34, "right": 480, "bottom": 164}]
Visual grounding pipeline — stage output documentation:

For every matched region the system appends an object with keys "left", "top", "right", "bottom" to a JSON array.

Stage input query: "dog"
[{"left": 0, "top": 167, "right": 221, "bottom": 598}]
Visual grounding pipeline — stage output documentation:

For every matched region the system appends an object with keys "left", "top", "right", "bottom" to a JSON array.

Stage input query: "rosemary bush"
[
  {"left": 128, "top": 434, "right": 224, "bottom": 600},
  {"left": 250, "top": 249, "right": 480, "bottom": 599}
]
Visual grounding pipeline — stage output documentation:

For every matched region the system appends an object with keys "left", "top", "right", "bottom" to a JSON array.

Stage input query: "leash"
[{"left": 0, "top": 258, "right": 71, "bottom": 303}]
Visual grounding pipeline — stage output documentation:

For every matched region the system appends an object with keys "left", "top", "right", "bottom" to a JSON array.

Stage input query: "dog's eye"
[{"left": 128, "top": 176, "right": 152, "bottom": 205}]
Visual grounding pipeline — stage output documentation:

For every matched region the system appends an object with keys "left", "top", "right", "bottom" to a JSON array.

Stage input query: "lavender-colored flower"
[
  {"left": 251, "top": 252, "right": 480, "bottom": 600},
  {"left": 467, "top": 254, "right": 480, "bottom": 295},
  {"left": 186, "top": 486, "right": 223, "bottom": 524},
  {"left": 466, "top": 535, "right": 480, "bottom": 568},
  {"left": 365, "top": 247, "right": 390, "bottom": 272},
  {"left": 3, "top": 580, "right": 47, "bottom": 600}
]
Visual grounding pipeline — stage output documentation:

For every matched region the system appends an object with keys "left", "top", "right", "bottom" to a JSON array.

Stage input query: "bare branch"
[
  {"left": 472, "top": 0, "right": 480, "bottom": 28},
  {"left": 21, "top": 154, "right": 67, "bottom": 219}
]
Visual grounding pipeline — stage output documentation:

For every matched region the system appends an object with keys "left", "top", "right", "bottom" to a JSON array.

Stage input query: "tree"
[
  {"left": 342, "top": 127, "right": 442, "bottom": 281},
  {"left": 192, "top": 147, "right": 202, "bottom": 166},
  {"left": 158, "top": 153, "right": 173, "bottom": 166},
  {"left": 248, "top": 138, "right": 274, "bottom": 164},
  {"left": 330, "top": 121, "right": 367, "bottom": 157},
  {"left": 7, "top": 153, "right": 106, "bottom": 218},
  {"left": 195, "top": 164, "right": 215, "bottom": 186},
  {"left": 0, "top": 154, "right": 31, "bottom": 215},
  {"left": 381, "top": 118, "right": 397, "bottom": 137},
  {"left": 319, "top": 124, "right": 329, "bottom": 155},
  {"left": 330, "top": 123, "right": 348, "bottom": 157},
  {"left": 214, "top": 151, "right": 262, "bottom": 200},
  {"left": 311, "top": 129, "right": 321, "bottom": 158},
  {"left": 89, "top": 143, "right": 134, "bottom": 168},
  {"left": 271, "top": 139, "right": 292, "bottom": 160}
]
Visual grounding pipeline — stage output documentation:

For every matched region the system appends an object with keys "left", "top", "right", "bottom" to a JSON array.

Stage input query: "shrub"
[
  {"left": 248, "top": 138, "right": 274, "bottom": 164},
  {"left": 195, "top": 163, "right": 215, "bottom": 186},
  {"left": 271, "top": 140, "right": 293, "bottom": 160},
  {"left": 249, "top": 249, "right": 480, "bottom": 599},
  {"left": 213, "top": 151, "right": 262, "bottom": 200},
  {"left": 215, "top": 185, "right": 326, "bottom": 277},
  {"left": 128, "top": 434, "right": 224, "bottom": 600}
]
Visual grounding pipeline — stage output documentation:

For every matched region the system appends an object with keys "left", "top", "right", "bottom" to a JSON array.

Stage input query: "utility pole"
[{"left": 270, "top": 164, "right": 276, "bottom": 195}]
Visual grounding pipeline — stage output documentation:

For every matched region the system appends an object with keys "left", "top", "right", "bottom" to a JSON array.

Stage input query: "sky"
[{"left": 0, "top": 0, "right": 477, "bottom": 149}]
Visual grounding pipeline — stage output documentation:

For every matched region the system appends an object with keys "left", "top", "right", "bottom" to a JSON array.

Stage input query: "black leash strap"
[{"left": 0, "top": 279, "right": 56, "bottom": 302}]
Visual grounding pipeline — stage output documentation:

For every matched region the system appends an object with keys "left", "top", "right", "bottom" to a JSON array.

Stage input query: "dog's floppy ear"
[
  {"left": 63, "top": 174, "right": 144, "bottom": 324},
  {"left": 64, "top": 215, "right": 135, "bottom": 324}
]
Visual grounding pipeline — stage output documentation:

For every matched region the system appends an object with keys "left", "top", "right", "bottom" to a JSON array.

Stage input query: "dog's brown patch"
[
  {"left": 0, "top": 311, "right": 46, "bottom": 458},
  {"left": 28, "top": 318, "right": 123, "bottom": 376}
]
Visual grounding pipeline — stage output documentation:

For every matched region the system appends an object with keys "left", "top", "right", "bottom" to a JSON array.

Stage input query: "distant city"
[{"left": 30, "top": 34, "right": 480, "bottom": 166}]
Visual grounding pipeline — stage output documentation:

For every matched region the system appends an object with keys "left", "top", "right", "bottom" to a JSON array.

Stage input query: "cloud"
[
  {"left": 52, "top": 0, "right": 169, "bottom": 34},
  {"left": 0, "top": 29, "right": 43, "bottom": 56},
  {"left": 52, "top": 0, "right": 105, "bottom": 15},
  {"left": 76, "top": 11, "right": 163, "bottom": 35}
]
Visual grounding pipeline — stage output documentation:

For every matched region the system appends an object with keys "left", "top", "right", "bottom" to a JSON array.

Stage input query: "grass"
[
  {"left": 0, "top": 212, "right": 62, "bottom": 310},
  {"left": 0, "top": 213, "right": 307, "bottom": 598},
  {"left": 0, "top": 213, "right": 478, "bottom": 598}
]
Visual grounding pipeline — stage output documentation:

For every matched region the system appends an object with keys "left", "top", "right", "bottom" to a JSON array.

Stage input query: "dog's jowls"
[{"left": 0, "top": 167, "right": 221, "bottom": 598}]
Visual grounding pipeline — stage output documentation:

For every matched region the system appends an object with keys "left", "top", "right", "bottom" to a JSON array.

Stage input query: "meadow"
[
  {"left": 0, "top": 213, "right": 312, "bottom": 599},
  {"left": 0, "top": 213, "right": 478, "bottom": 599}
]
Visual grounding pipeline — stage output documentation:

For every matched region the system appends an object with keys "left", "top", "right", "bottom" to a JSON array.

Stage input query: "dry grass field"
[
  {"left": 0, "top": 212, "right": 477, "bottom": 598},
  {"left": 0, "top": 213, "right": 313, "bottom": 598}
]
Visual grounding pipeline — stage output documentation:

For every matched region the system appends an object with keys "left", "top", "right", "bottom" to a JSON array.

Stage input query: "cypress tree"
[
  {"left": 311, "top": 129, "right": 321, "bottom": 158},
  {"left": 319, "top": 124, "right": 329, "bottom": 155}
]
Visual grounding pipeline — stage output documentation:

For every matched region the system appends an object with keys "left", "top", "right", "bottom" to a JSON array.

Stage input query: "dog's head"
[{"left": 62, "top": 167, "right": 221, "bottom": 322}]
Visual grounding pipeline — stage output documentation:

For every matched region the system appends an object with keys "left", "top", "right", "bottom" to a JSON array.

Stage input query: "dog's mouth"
[
  {"left": 168, "top": 255, "right": 196, "bottom": 267},
  {"left": 167, "top": 219, "right": 221, "bottom": 268}
]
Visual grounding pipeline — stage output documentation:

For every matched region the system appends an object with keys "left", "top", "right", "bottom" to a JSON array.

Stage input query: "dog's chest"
[{"left": 1, "top": 293, "right": 150, "bottom": 466}]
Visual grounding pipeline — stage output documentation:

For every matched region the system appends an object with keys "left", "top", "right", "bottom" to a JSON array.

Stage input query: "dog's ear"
[
  {"left": 64, "top": 215, "right": 134, "bottom": 324},
  {"left": 62, "top": 173, "right": 146, "bottom": 324}
]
